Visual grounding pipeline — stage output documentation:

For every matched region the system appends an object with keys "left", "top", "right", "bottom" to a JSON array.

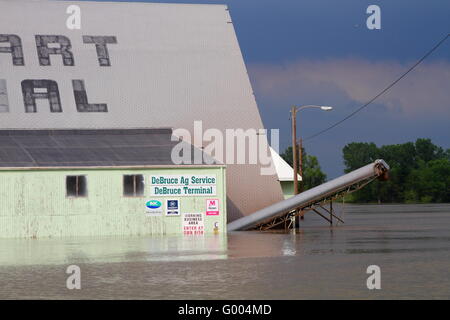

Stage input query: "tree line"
[
  {"left": 280, "top": 146, "right": 327, "bottom": 191},
  {"left": 342, "top": 138, "right": 449, "bottom": 203},
  {"left": 281, "top": 138, "right": 450, "bottom": 203}
]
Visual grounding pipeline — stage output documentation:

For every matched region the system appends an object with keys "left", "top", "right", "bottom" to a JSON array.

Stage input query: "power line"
[{"left": 304, "top": 33, "right": 450, "bottom": 142}]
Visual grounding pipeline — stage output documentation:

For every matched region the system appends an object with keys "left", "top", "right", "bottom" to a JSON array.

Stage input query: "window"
[
  {"left": 123, "top": 175, "right": 144, "bottom": 196},
  {"left": 66, "top": 175, "right": 87, "bottom": 197}
]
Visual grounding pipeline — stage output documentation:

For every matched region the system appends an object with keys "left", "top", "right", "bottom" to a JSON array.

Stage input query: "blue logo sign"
[
  {"left": 146, "top": 200, "right": 162, "bottom": 209},
  {"left": 166, "top": 199, "right": 180, "bottom": 216},
  {"left": 167, "top": 200, "right": 179, "bottom": 210}
]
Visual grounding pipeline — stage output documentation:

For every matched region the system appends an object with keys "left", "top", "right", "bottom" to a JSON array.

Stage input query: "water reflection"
[
  {"left": 0, "top": 234, "right": 228, "bottom": 266},
  {"left": 2, "top": 203, "right": 450, "bottom": 266},
  {"left": 282, "top": 235, "right": 297, "bottom": 256}
]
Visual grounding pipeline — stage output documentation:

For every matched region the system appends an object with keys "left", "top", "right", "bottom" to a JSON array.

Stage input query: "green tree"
[
  {"left": 405, "top": 158, "right": 450, "bottom": 203},
  {"left": 415, "top": 138, "right": 446, "bottom": 162},
  {"left": 342, "top": 142, "right": 379, "bottom": 172},
  {"left": 280, "top": 146, "right": 327, "bottom": 190},
  {"left": 280, "top": 146, "right": 302, "bottom": 168},
  {"left": 377, "top": 142, "right": 416, "bottom": 202},
  {"left": 342, "top": 138, "right": 450, "bottom": 203},
  {"left": 342, "top": 142, "right": 379, "bottom": 202},
  {"left": 302, "top": 155, "right": 327, "bottom": 190}
]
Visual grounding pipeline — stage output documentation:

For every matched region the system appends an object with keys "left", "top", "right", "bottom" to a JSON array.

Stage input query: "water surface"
[{"left": 1, "top": 204, "right": 449, "bottom": 299}]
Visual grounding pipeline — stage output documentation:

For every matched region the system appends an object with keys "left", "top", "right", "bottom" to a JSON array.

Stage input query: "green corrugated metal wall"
[
  {"left": 280, "top": 181, "right": 295, "bottom": 199},
  {"left": 0, "top": 166, "right": 226, "bottom": 238}
]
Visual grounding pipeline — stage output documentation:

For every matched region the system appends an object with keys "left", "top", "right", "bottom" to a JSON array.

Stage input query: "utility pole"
[
  {"left": 291, "top": 106, "right": 298, "bottom": 228},
  {"left": 291, "top": 106, "right": 299, "bottom": 196},
  {"left": 291, "top": 105, "right": 334, "bottom": 227},
  {"left": 298, "top": 137, "right": 304, "bottom": 220}
]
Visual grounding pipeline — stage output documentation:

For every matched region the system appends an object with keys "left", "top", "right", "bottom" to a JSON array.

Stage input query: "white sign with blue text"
[{"left": 149, "top": 175, "right": 217, "bottom": 197}]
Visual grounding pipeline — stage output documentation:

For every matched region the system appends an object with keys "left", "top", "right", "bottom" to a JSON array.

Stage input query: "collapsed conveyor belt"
[{"left": 227, "top": 159, "right": 390, "bottom": 231}]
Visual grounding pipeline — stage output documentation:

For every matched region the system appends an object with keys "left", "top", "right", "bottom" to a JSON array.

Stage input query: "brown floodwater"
[{"left": 0, "top": 204, "right": 449, "bottom": 299}]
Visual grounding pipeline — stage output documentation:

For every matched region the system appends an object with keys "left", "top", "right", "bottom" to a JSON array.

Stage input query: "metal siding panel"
[
  {"left": 0, "top": 137, "right": 19, "bottom": 147},
  {"left": 10, "top": 136, "right": 56, "bottom": 147},
  {"left": 0, "top": 129, "right": 211, "bottom": 166},
  {"left": 0, "top": 148, "right": 34, "bottom": 163},
  {"left": 0, "top": 167, "right": 227, "bottom": 238},
  {"left": 0, "top": 1, "right": 284, "bottom": 219}
]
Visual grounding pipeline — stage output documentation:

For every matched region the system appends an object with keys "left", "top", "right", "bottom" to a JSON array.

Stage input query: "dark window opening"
[
  {"left": 123, "top": 175, "right": 144, "bottom": 196},
  {"left": 66, "top": 175, "right": 87, "bottom": 197}
]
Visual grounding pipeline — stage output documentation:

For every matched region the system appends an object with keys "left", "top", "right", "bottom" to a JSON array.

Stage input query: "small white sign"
[
  {"left": 145, "top": 199, "right": 163, "bottom": 216},
  {"left": 182, "top": 213, "right": 204, "bottom": 235},
  {"left": 206, "top": 199, "right": 220, "bottom": 216}
]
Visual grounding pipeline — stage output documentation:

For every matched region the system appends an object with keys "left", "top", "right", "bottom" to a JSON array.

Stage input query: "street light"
[{"left": 290, "top": 105, "right": 333, "bottom": 226}]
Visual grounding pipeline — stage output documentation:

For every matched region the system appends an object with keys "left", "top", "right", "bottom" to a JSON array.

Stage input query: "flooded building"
[
  {"left": 0, "top": 0, "right": 284, "bottom": 238},
  {"left": 0, "top": 129, "right": 226, "bottom": 238}
]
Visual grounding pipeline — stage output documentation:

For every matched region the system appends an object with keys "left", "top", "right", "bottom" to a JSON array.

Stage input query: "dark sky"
[{"left": 85, "top": 0, "right": 450, "bottom": 178}]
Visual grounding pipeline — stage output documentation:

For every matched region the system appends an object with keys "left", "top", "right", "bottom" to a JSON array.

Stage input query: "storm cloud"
[{"left": 249, "top": 58, "right": 450, "bottom": 118}]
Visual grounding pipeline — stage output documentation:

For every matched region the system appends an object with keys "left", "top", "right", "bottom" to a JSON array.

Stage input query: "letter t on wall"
[{"left": 83, "top": 36, "right": 118, "bottom": 66}]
